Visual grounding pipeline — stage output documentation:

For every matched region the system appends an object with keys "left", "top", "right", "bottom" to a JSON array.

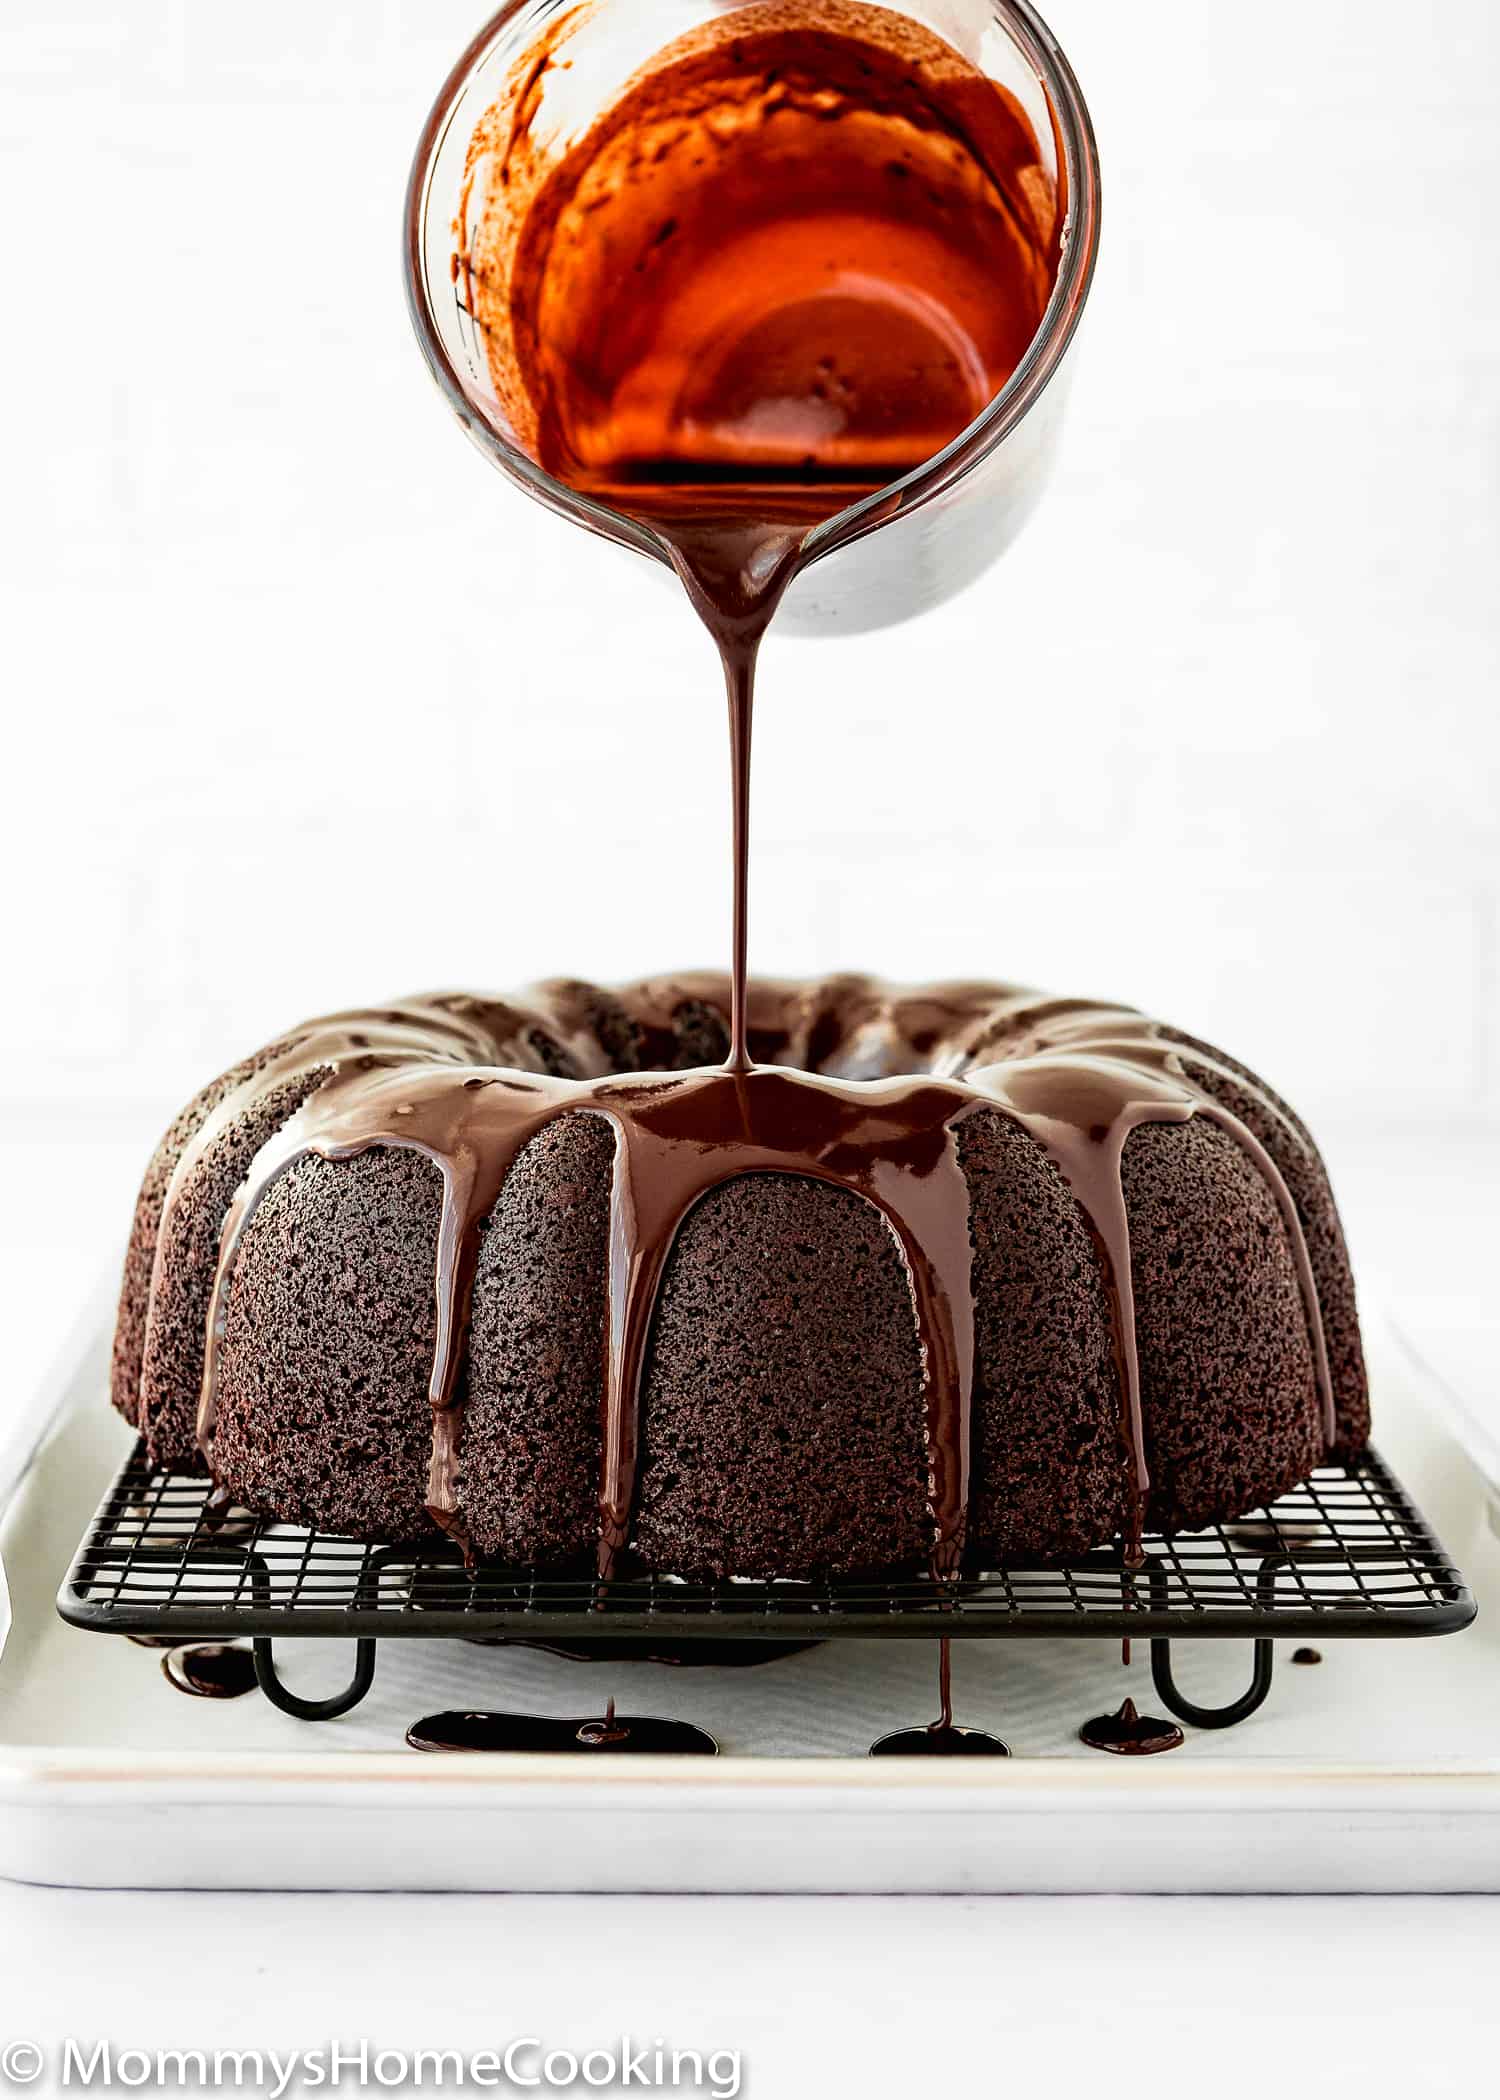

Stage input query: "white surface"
[
  {"left": 0, "top": 1888, "right": 1495, "bottom": 2100},
  {"left": 1, "top": 1310, "right": 1495, "bottom": 1896},
  {"left": 1, "top": 0, "right": 1498, "bottom": 2075}
]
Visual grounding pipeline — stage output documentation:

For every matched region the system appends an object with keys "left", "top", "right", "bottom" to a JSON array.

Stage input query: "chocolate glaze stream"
[
  {"left": 869, "top": 1639, "right": 1010, "bottom": 1756},
  {"left": 935, "top": 1635, "right": 953, "bottom": 1734},
  {"left": 661, "top": 522, "right": 803, "bottom": 1073},
  {"left": 459, "top": 5, "right": 1065, "bottom": 1070}
]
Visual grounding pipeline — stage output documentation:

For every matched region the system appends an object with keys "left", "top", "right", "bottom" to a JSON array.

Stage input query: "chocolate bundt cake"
[{"left": 111, "top": 975, "right": 1367, "bottom": 1579}]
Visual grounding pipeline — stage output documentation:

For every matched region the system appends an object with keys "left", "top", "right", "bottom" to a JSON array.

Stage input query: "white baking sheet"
[{"left": 0, "top": 1310, "right": 1495, "bottom": 1892}]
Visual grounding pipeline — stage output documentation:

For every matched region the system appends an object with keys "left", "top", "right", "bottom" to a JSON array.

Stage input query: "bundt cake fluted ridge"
[{"left": 112, "top": 974, "right": 1368, "bottom": 1579}]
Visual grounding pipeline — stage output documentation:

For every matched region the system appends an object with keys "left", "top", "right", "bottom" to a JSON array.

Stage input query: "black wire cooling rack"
[{"left": 58, "top": 1439, "right": 1474, "bottom": 1727}]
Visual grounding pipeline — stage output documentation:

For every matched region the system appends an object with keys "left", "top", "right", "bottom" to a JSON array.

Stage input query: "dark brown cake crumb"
[
  {"left": 1122, "top": 1117, "right": 1323, "bottom": 1533},
  {"left": 210, "top": 1148, "right": 445, "bottom": 1540},
  {"left": 961, "top": 1106, "right": 1127, "bottom": 1559},
  {"left": 463, "top": 1116, "right": 617, "bottom": 1563},
  {"left": 138, "top": 1065, "right": 332, "bottom": 1470},
  {"left": 111, "top": 1038, "right": 300, "bottom": 1434},
  {"left": 635, "top": 1172, "right": 930, "bottom": 1577}
]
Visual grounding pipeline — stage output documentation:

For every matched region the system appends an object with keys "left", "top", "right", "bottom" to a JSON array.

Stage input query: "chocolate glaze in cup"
[{"left": 405, "top": 0, "right": 1099, "bottom": 635}]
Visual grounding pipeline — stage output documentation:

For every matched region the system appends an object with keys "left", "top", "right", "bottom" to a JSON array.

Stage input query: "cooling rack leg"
[
  {"left": 1148, "top": 1638, "right": 1274, "bottom": 1729},
  {"left": 252, "top": 1638, "right": 377, "bottom": 1720}
]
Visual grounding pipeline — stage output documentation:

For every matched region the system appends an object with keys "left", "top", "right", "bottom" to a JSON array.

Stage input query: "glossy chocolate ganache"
[
  {"left": 1077, "top": 1697, "right": 1184, "bottom": 1758},
  {"left": 186, "top": 974, "right": 1338, "bottom": 1579},
  {"left": 870, "top": 1638, "right": 1010, "bottom": 1755},
  {"left": 406, "top": 1700, "right": 718, "bottom": 1757}
]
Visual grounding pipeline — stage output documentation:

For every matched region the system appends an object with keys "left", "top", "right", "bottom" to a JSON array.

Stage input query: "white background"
[{"left": 2, "top": 0, "right": 1499, "bottom": 2090}]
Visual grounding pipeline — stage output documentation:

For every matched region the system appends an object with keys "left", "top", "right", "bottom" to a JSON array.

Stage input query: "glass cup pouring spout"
[{"left": 403, "top": 0, "right": 1100, "bottom": 635}]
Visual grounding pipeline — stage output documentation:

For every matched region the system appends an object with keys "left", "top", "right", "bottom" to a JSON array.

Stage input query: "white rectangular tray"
[{"left": 1, "top": 1310, "right": 1495, "bottom": 1893}]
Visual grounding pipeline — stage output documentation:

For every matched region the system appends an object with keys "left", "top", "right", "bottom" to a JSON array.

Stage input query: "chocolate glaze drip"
[
  {"left": 663, "top": 525, "right": 802, "bottom": 1073},
  {"left": 198, "top": 1484, "right": 258, "bottom": 1541},
  {"left": 1226, "top": 1521, "right": 1327, "bottom": 1557},
  {"left": 406, "top": 1701, "right": 718, "bottom": 1756},
  {"left": 870, "top": 1636, "right": 1010, "bottom": 1755},
  {"left": 870, "top": 1724, "right": 1011, "bottom": 1756},
  {"left": 179, "top": 975, "right": 1338, "bottom": 1583},
  {"left": 161, "top": 1643, "right": 258, "bottom": 1700},
  {"left": 1078, "top": 1697, "right": 1184, "bottom": 1756}
]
